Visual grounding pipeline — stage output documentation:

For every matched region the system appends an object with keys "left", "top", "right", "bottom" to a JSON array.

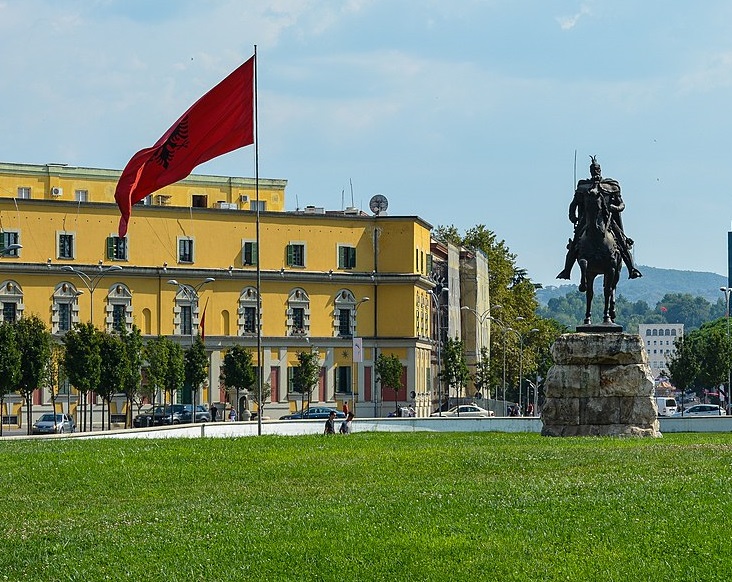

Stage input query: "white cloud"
[{"left": 556, "top": 4, "right": 591, "bottom": 30}]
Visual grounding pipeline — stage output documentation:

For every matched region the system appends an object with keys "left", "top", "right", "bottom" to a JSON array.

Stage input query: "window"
[
  {"left": 105, "top": 283, "right": 132, "bottom": 333},
  {"left": 292, "top": 307, "right": 305, "bottom": 332},
  {"left": 339, "top": 308, "right": 351, "bottom": 336},
  {"left": 238, "top": 287, "right": 260, "bottom": 335},
  {"left": 17, "top": 187, "right": 30, "bottom": 199},
  {"left": 74, "top": 189, "right": 88, "bottom": 202},
  {"left": 338, "top": 245, "right": 357, "bottom": 269},
  {"left": 335, "top": 366, "right": 352, "bottom": 394},
  {"left": 192, "top": 194, "right": 207, "bottom": 208},
  {"left": 243, "top": 306, "right": 257, "bottom": 333},
  {"left": 2, "top": 302, "right": 16, "bottom": 324},
  {"left": 286, "top": 243, "right": 305, "bottom": 267},
  {"left": 0, "top": 231, "right": 20, "bottom": 257},
  {"left": 112, "top": 304, "right": 126, "bottom": 332},
  {"left": 333, "top": 289, "right": 359, "bottom": 338},
  {"left": 58, "top": 303, "right": 71, "bottom": 332},
  {"left": 58, "top": 233, "right": 74, "bottom": 260},
  {"left": 287, "top": 288, "right": 310, "bottom": 336},
  {"left": 181, "top": 305, "right": 192, "bottom": 335},
  {"left": 242, "top": 241, "right": 258, "bottom": 266},
  {"left": 52, "top": 282, "right": 80, "bottom": 334},
  {"left": 106, "top": 236, "right": 127, "bottom": 261},
  {"left": 250, "top": 200, "right": 266, "bottom": 212},
  {"left": 178, "top": 238, "right": 194, "bottom": 263}
]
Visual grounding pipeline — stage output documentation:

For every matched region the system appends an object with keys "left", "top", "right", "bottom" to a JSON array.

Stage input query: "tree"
[
  {"left": 668, "top": 319, "right": 732, "bottom": 395},
  {"left": 63, "top": 322, "right": 101, "bottom": 432},
  {"left": 121, "top": 325, "right": 144, "bottom": 427},
  {"left": 164, "top": 340, "right": 185, "bottom": 423},
  {"left": 668, "top": 334, "right": 700, "bottom": 393},
  {"left": 98, "top": 331, "right": 128, "bottom": 430},
  {"left": 184, "top": 335, "right": 209, "bottom": 415},
  {"left": 0, "top": 322, "right": 21, "bottom": 437},
  {"left": 16, "top": 315, "right": 53, "bottom": 435},
  {"left": 440, "top": 337, "right": 470, "bottom": 405},
  {"left": 220, "top": 345, "right": 256, "bottom": 416},
  {"left": 473, "top": 346, "right": 491, "bottom": 399},
  {"left": 375, "top": 352, "right": 404, "bottom": 415},
  {"left": 250, "top": 381, "right": 272, "bottom": 420},
  {"left": 292, "top": 350, "right": 320, "bottom": 412},
  {"left": 143, "top": 336, "right": 170, "bottom": 420}
]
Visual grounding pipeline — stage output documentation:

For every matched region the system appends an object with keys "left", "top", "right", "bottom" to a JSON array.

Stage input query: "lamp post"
[
  {"left": 62, "top": 262, "right": 123, "bottom": 432},
  {"left": 62, "top": 262, "right": 123, "bottom": 325},
  {"left": 505, "top": 325, "right": 540, "bottom": 415},
  {"left": 430, "top": 286, "right": 449, "bottom": 415},
  {"left": 167, "top": 278, "right": 215, "bottom": 418},
  {"left": 0, "top": 243, "right": 22, "bottom": 256},
  {"left": 720, "top": 287, "right": 731, "bottom": 412},
  {"left": 489, "top": 316, "right": 509, "bottom": 416},
  {"left": 352, "top": 296, "right": 370, "bottom": 413},
  {"left": 461, "top": 306, "right": 491, "bottom": 398}
]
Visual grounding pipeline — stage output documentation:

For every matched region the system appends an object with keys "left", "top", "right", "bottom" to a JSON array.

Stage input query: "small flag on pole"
[
  {"left": 115, "top": 56, "right": 255, "bottom": 236},
  {"left": 200, "top": 297, "right": 210, "bottom": 341}
]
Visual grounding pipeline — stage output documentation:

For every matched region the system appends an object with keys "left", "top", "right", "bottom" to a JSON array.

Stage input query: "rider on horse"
[{"left": 557, "top": 156, "right": 642, "bottom": 289}]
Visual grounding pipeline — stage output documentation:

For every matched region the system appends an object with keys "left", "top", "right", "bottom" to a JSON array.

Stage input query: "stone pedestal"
[{"left": 541, "top": 333, "right": 660, "bottom": 437}]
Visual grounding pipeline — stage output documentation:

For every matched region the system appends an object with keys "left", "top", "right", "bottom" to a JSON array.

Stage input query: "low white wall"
[{"left": 658, "top": 416, "right": 732, "bottom": 433}]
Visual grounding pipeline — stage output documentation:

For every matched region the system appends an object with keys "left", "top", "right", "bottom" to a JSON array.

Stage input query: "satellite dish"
[{"left": 369, "top": 194, "right": 388, "bottom": 215}]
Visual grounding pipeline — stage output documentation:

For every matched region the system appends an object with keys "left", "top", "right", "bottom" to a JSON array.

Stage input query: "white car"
[
  {"left": 672, "top": 404, "right": 726, "bottom": 417},
  {"left": 32, "top": 413, "right": 76, "bottom": 435},
  {"left": 431, "top": 404, "right": 495, "bottom": 418}
]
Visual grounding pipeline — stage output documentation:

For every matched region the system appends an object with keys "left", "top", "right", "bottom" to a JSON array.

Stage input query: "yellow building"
[{"left": 0, "top": 161, "right": 437, "bottom": 424}]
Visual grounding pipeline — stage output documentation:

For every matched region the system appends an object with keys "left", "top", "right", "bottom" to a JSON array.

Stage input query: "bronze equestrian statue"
[{"left": 557, "top": 156, "right": 641, "bottom": 325}]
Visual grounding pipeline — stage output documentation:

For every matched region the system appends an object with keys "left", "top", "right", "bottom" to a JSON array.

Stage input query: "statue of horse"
[{"left": 576, "top": 185, "right": 622, "bottom": 325}]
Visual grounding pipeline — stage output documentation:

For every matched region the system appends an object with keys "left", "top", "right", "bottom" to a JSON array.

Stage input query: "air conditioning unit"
[
  {"left": 51, "top": 187, "right": 63, "bottom": 197},
  {"left": 239, "top": 194, "right": 249, "bottom": 203}
]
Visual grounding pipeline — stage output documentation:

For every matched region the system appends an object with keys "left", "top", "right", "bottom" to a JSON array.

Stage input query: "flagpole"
[{"left": 254, "top": 45, "right": 263, "bottom": 436}]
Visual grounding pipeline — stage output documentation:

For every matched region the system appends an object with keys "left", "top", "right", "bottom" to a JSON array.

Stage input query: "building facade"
[
  {"left": 0, "top": 162, "right": 442, "bottom": 424},
  {"left": 638, "top": 323, "right": 684, "bottom": 380}
]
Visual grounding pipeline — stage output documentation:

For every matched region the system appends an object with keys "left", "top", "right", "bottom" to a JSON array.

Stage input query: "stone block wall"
[{"left": 541, "top": 333, "right": 660, "bottom": 437}]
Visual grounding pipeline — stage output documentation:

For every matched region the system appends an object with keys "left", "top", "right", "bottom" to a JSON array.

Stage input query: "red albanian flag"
[{"left": 115, "top": 56, "right": 255, "bottom": 236}]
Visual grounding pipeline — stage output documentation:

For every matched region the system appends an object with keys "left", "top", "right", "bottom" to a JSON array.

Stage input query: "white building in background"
[{"left": 638, "top": 323, "right": 684, "bottom": 380}]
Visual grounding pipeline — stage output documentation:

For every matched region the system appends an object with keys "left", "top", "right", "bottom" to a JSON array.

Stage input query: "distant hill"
[{"left": 537, "top": 266, "right": 728, "bottom": 306}]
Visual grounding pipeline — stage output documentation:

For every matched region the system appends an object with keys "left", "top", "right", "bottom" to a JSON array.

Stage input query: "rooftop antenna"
[
  {"left": 295, "top": 193, "right": 299, "bottom": 211},
  {"left": 341, "top": 189, "right": 345, "bottom": 210},
  {"left": 350, "top": 178, "right": 354, "bottom": 207}
]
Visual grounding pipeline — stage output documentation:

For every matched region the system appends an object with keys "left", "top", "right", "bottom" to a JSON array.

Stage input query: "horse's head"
[{"left": 584, "top": 188, "right": 612, "bottom": 235}]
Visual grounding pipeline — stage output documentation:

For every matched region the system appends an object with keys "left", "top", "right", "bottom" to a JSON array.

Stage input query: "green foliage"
[
  {"left": 2, "top": 433, "right": 732, "bottom": 581},
  {"left": 669, "top": 318, "right": 732, "bottom": 391},
  {"left": 220, "top": 345, "right": 256, "bottom": 393},
  {"left": 143, "top": 336, "right": 170, "bottom": 404},
  {"left": 120, "top": 325, "right": 144, "bottom": 407},
  {"left": 375, "top": 352, "right": 404, "bottom": 413},
  {"left": 538, "top": 289, "right": 723, "bottom": 332},
  {"left": 184, "top": 335, "right": 209, "bottom": 396},
  {"left": 63, "top": 322, "right": 101, "bottom": 396},
  {"left": 292, "top": 350, "right": 320, "bottom": 396},
  {"left": 164, "top": 341, "right": 185, "bottom": 403},
  {"left": 0, "top": 322, "right": 20, "bottom": 402},
  {"left": 440, "top": 337, "right": 469, "bottom": 398},
  {"left": 97, "top": 331, "right": 128, "bottom": 404},
  {"left": 16, "top": 314, "right": 53, "bottom": 397}
]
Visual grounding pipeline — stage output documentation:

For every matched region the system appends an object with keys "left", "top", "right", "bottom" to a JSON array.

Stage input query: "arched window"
[
  {"left": 652, "top": 329, "right": 658, "bottom": 336},
  {"left": 664, "top": 329, "right": 671, "bottom": 336},
  {"left": 52, "top": 282, "right": 81, "bottom": 333},
  {"left": 105, "top": 283, "right": 132, "bottom": 333},
  {"left": 287, "top": 288, "right": 310, "bottom": 336},
  {"left": 671, "top": 329, "right": 677, "bottom": 336},
  {"left": 238, "top": 286, "right": 260, "bottom": 335},
  {"left": 645, "top": 329, "right": 651, "bottom": 336},
  {"left": 334, "top": 289, "right": 357, "bottom": 337},
  {"left": 0, "top": 279, "right": 24, "bottom": 324}
]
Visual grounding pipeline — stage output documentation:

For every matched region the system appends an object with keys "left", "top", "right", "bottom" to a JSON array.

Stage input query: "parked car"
[
  {"left": 431, "top": 404, "right": 495, "bottom": 418},
  {"left": 281, "top": 406, "right": 345, "bottom": 420},
  {"left": 134, "top": 404, "right": 212, "bottom": 427},
  {"left": 178, "top": 404, "right": 212, "bottom": 423},
  {"left": 32, "top": 413, "right": 76, "bottom": 435},
  {"left": 672, "top": 404, "right": 726, "bottom": 417}
]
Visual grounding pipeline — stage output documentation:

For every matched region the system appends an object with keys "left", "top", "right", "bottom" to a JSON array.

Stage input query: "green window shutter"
[
  {"left": 0, "top": 232, "right": 7, "bottom": 251},
  {"left": 338, "top": 246, "right": 346, "bottom": 268},
  {"left": 252, "top": 242, "right": 258, "bottom": 265},
  {"left": 348, "top": 247, "right": 356, "bottom": 269},
  {"left": 286, "top": 244, "right": 294, "bottom": 266},
  {"left": 106, "top": 237, "right": 115, "bottom": 260},
  {"left": 426, "top": 253, "right": 433, "bottom": 275}
]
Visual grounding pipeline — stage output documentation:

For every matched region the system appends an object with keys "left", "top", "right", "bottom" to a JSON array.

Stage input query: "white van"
[{"left": 655, "top": 396, "right": 678, "bottom": 416}]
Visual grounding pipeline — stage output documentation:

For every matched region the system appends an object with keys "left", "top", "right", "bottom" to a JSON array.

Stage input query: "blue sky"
[{"left": 1, "top": 1, "right": 731, "bottom": 287}]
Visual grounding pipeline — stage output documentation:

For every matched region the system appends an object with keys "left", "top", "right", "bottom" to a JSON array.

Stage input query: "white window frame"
[
  {"left": 52, "top": 282, "right": 81, "bottom": 334},
  {"left": 105, "top": 283, "right": 132, "bottom": 333},
  {"left": 286, "top": 242, "right": 306, "bottom": 268},
  {"left": 74, "top": 189, "right": 88, "bottom": 202},
  {"left": 177, "top": 237, "right": 195, "bottom": 264},
  {"left": 0, "top": 280, "right": 24, "bottom": 323},
  {"left": 237, "top": 287, "right": 260, "bottom": 335},
  {"left": 0, "top": 231, "right": 20, "bottom": 257},
  {"left": 286, "top": 288, "right": 310, "bottom": 337},
  {"left": 17, "top": 187, "right": 31, "bottom": 199},
  {"left": 242, "top": 240, "right": 258, "bottom": 266},
  {"left": 333, "top": 289, "right": 357, "bottom": 337}
]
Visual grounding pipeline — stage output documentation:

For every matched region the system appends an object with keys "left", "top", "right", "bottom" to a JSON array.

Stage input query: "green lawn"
[{"left": 1, "top": 432, "right": 731, "bottom": 581}]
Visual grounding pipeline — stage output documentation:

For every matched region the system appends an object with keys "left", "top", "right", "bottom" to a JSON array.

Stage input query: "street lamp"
[
  {"left": 167, "top": 278, "right": 215, "bottom": 420},
  {"left": 505, "top": 325, "right": 540, "bottom": 415},
  {"left": 489, "top": 316, "right": 509, "bottom": 416},
  {"left": 721, "top": 287, "right": 731, "bottom": 412},
  {"left": 430, "top": 287, "right": 449, "bottom": 415},
  {"left": 62, "top": 262, "right": 123, "bottom": 325},
  {"left": 351, "top": 296, "right": 370, "bottom": 413},
  {"left": 461, "top": 306, "right": 491, "bottom": 398},
  {"left": 0, "top": 243, "right": 22, "bottom": 256},
  {"left": 61, "top": 262, "right": 122, "bottom": 432}
]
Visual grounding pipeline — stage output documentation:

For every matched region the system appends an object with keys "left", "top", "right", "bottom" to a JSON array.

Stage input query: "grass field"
[{"left": 1, "top": 431, "right": 731, "bottom": 581}]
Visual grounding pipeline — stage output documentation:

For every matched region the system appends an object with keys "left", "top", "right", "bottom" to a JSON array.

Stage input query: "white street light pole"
[
  {"left": 62, "top": 262, "right": 123, "bottom": 325},
  {"left": 352, "top": 296, "right": 370, "bottom": 413}
]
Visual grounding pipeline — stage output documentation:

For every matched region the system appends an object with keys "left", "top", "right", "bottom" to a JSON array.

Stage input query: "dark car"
[
  {"left": 134, "top": 404, "right": 211, "bottom": 427},
  {"left": 281, "top": 406, "right": 346, "bottom": 420},
  {"left": 178, "top": 404, "right": 212, "bottom": 423}
]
